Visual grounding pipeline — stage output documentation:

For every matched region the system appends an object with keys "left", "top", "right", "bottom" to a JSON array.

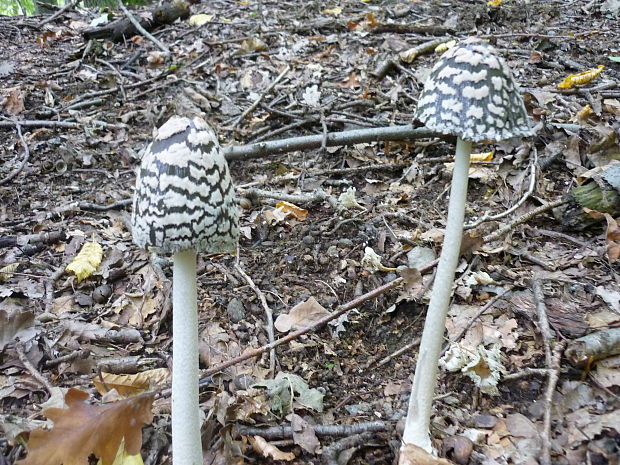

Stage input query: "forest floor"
[{"left": 1, "top": 0, "right": 619, "bottom": 464}]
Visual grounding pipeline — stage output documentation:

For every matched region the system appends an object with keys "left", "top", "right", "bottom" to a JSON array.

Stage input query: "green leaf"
[{"left": 253, "top": 372, "right": 324, "bottom": 414}]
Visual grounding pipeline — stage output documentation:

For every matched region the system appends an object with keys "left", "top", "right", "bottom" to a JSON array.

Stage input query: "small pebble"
[
  {"left": 93, "top": 284, "right": 112, "bottom": 304},
  {"left": 326, "top": 245, "right": 339, "bottom": 258},
  {"left": 234, "top": 373, "right": 255, "bottom": 390},
  {"left": 226, "top": 297, "right": 246, "bottom": 323},
  {"left": 337, "top": 238, "right": 353, "bottom": 247}
]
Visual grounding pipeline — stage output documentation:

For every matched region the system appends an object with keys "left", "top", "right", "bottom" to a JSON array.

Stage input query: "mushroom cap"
[
  {"left": 414, "top": 40, "right": 534, "bottom": 142},
  {"left": 132, "top": 116, "right": 239, "bottom": 254}
]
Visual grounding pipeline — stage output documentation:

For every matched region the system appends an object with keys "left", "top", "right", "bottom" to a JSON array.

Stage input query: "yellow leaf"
[
  {"left": 435, "top": 40, "right": 456, "bottom": 54},
  {"left": 188, "top": 14, "right": 213, "bottom": 26},
  {"left": 557, "top": 65, "right": 604, "bottom": 89},
  {"left": 275, "top": 201, "right": 308, "bottom": 221},
  {"left": 0, "top": 263, "right": 18, "bottom": 283},
  {"left": 573, "top": 104, "right": 594, "bottom": 123},
  {"left": 66, "top": 240, "right": 103, "bottom": 282},
  {"left": 487, "top": 0, "right": 503, "bottom": 6},
  {"left": 323, "top": 7, "right": 342, "bottom": 15},
  {"left": 470, "top": 151, "right": 494, "bottom": 162},
  {"left": 105, "top": 438, "right": 144, "bottom": 465}
]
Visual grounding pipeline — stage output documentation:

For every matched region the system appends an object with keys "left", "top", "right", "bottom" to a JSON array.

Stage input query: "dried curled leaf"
[
  {"left": 249, "top": 435, "right": 295, "bottom": 461},
  {"left": 275, "top": 201, "right": 308, "bottom": 221},
  {"left": 18, "top": 389, "right": 154, "bottom": 465},
  {"left": 557, "top": 65, "right": 604, "bottom": 89},
  {"left": 573, "top": 104, "right": 594, "bottom": 123},
  {"left": 188, "top": 13, "right": 213, "bottom": 26},
  {"left": 274, "top": 297, "right": 331, "bottom": 333},
  {"left": 66, "top": 240, "right": 103, "bottom": 282},
  {"left": 0, "top": 262, "right": 18, "bottom": 282},
  {"left": 93, "top": 368, "right": 171, "bottom": 397}
]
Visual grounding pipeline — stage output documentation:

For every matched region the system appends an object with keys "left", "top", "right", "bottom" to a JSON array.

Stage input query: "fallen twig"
[
  {"left": 15, "top": 342, "right": 54, "bottom": 397},
  {"left": 234, "top": 263, "right": 276, "bottom": 374},
  {"left": 117, "top": 0, "right": 170, "bottom": 54},
  {"left": 223, "top": 125, "right": 435, "bottom": 161},
  {"left": 235, "top": 421, "right": 386, "bottom": 439},
  {"left": 36, "top": 0, "right": 79, "bottom": 27},
  {"left": 231, "top": 65, "right": 291, "bottom": 128},
  {"left": 541, "top": 341, "right": 565, "bottom": 465},
  {"left": 465, "top": 146, "right": 537, "bottom": 229},
  {"left": 531, "top": 275, "right": 564, "bottom": 465},
  {"left": 483, "top": 197, "right": 568, "bottom": 243},
  {"left": 0, "top": 124, "right": 30, "bottom": 185},
  {"left": 323, "top": 432, "right": 378, "bottom": 465}
]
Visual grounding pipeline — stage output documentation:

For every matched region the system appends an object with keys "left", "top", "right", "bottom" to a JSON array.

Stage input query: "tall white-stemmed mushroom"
[
  {"left": 132, "top": 116, "right": 239, "bottom": 465},
  {"left": 400, "top": 40, "right": 533, "bottom": 457}
]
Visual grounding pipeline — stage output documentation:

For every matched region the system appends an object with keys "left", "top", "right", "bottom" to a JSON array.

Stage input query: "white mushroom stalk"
[
  {"left": 401, "top": 40, "right": 533, "bottom": 457},
  {"left": 132, "top": 116, "right": 239, "bottom": 465}
]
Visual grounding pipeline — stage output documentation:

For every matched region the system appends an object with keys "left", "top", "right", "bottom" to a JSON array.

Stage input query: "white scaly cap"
[
  {"left": 414, "top": 40, "right": 534, "bottom": 142},
  {"left": 132, "top": 116, "right": 239, "bottom": 254}
]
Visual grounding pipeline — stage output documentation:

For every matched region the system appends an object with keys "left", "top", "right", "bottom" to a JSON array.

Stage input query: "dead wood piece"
[
  {"left": 554, "top": 164, "right": 620, "bottom": 231},
  {"left": 565, "top": 328, "right": 620, "bottom": 367},
  {"left": 370, "top": 23, "right": 452, "bottom": 35},
  {"left": 64, "top": 320, "right": 143, "bottom": 344},
  {"left": 323, "top": 432, "right": 379, "bottom": 465},
  {"left": 235, "top": 421, "right": 387, "bottom": 440},
  {"left": 0, "top": 231, "right": 66, "bottom": 249},
  {"left": 0, "top": 124, "right": 30, "bottom": 186},
  {"left": 224, "top": 125, "right": 435, "bottom": 161},
  {"left": 83, "top": 1, "right": 189, "bottom": 42}
]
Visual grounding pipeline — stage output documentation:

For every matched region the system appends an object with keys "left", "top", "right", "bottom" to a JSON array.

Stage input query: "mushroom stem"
[
  {"left": 401, "top": 137, "right": 472, "bottom": 454},
  {"left": 171, "top": 249, "right": 202, "bottom": 465}
]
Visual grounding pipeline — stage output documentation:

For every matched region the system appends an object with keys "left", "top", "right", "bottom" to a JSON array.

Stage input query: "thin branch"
[
  {"left": 232, "top": 65, "right": 291, "bottom": 128},
  {"left": 503, "top": 368, "right": 552, "bottom": 381},
  {"left": 541, "top": 341, "right": 565, "bottom": 465},
  {"left": 484, "top": 198, "right": 568, "bottom": 243},
  {"left": 223, "top": 125, "right": 436, "bottom": 161},
  {"left": 235, "top": 421, "right": 386, "bottom": 439},
  {"left": 0, "top": 124, "right": 30, "bottom": 185},
  {"left": 532, "top": 276, "right": 554, "bottom": 365},
  {"left": 15, "top": 342, "right": 54, "bottom": 396},
  {"left": 234, "top": 263, "right": 276, "bottom": 375},
  {"left": 36, "top": 0, "right": 80, "bottom": 27},
  {"left": 117, "top": 0, "right": 170, "bottom": 54},
  {"left": 465, "top": 147, "right": 537, "bottom": 229},
  {"left": 238, "top": 187, "right": 332, "bottom": 206}
]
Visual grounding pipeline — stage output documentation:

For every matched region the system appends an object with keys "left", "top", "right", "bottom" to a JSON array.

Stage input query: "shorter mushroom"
[
  {"left": 401, "top": 40, "right": 533, "bottom": 456},
  {"left": 132, "top": 116, "right": 239, "bottom": 465}
]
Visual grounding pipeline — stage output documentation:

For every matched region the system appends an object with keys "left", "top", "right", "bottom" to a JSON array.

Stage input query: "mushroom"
[
  {"left": 401, "top": 40, "right": 533, "bottom": 455},
  {"left": 132, "top": 116, "right": 239, "bottom": 465}
]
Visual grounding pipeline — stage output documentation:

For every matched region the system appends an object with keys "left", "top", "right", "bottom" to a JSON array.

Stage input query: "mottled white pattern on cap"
[
  {"left": 414, "top": 40, "right": 534, "bottom": 142},
  {"left": 132, "top": 116, "right": 239, "bottom": 254}
]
